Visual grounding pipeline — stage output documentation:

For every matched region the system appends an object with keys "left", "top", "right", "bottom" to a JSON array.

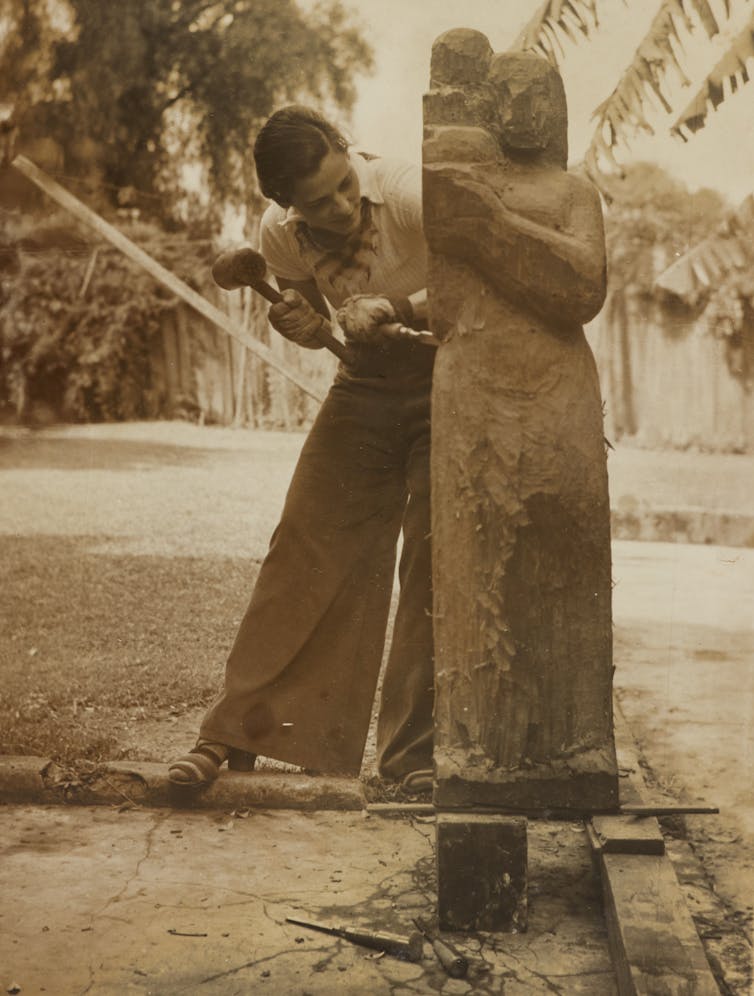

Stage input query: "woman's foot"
[
  {"left": 399, "top": 769, "right": 433, "bottom": 795},
  {"left": 168, "top": 742, "right": 258, "bottom": 787},
  {"left": 168, "top": 741, "right": 229, "bottom": 787}
]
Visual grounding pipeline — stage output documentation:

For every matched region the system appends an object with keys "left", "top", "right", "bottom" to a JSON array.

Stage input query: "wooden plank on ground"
[
  {"left": 591, "top": 814, "right": 665, "bottom": 855},
  {"left": 10, "top": 154, "right": 325, "bottom": 403},
  {"left": 601, "top": 853, "right": 721, "bottom": 996},
  {"left": 588, "top": 702, "right": 665, "bottom": 855},
  {"left": 594, "top": 701, "right": 721, "bottom": 995}
]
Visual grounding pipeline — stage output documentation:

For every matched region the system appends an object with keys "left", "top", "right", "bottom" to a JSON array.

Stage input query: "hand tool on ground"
[
  {"left": 285, "top": 915, "right": 423, "bottom": 962},
  {"left": 413, "top": 916, "right": 469, "bottom": 979},
  {"left": 619, "top": 804, "right": 719, "bottom": 816},
  {"left": 212, "top": 247, "right": 439, "bottom": 359}
]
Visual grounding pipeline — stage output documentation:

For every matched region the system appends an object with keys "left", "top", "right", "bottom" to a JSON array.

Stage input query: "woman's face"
[{"left": 289, "top": 149, "right": 362, "bottom": 236}]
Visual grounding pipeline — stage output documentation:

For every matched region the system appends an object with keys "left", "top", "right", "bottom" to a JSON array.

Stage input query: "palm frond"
[
  {"left": 671, "top": 14, "right": 754, "bottom": 139},
  {"left": 507, "top": 0, "right": 753, "bottom": 195},
  {"left": 584, "top": 0, "right": 728, "bottom": 171},
  {"left": 512, "top": 0, "right": 601, "bottom": 65},
  {"left": 654, "top": 194, "right": 754, "bottom": 302}
]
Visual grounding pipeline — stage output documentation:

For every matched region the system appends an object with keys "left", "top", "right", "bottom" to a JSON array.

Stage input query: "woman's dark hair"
[{"left": 253, "top": 105, "right": 349, "bottom": 207}]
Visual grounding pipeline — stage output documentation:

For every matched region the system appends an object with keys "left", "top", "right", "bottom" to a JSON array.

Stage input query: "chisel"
[{"left": 285, "top": 915, "right": 423, "bottom": 962}]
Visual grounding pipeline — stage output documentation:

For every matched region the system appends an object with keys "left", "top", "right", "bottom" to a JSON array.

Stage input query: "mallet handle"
[
  {"left": 212, "top": 249, "right": 349, "bottom": 361},
  {"left": 248, "top": 278, "right": 351, "bottom": 362}
]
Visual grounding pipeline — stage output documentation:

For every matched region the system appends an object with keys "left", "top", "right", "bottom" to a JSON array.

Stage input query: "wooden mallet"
[
  {"left": 213, "top": 247, "right": 439, "bottom": 357},
  {"left": 211, "top": 247, "right": 350, "bottom": 361}
]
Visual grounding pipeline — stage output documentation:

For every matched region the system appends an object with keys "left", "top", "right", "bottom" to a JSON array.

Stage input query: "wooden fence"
[
  {"left": 154, "top": 289, "right": 338, "bottom": 429},
  {"left": 587, "top": 291, "right": 754, "bottom": 453},
  {"left": 7, "top": 154, "right": 335, "bottom": 428}
]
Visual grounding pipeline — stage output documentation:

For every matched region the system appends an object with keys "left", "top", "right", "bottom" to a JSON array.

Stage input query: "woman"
[{"left": 169, "top": 105, "right": 434, "bottom": 788}]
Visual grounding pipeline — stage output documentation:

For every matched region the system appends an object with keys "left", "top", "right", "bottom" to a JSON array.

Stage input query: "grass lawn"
[
  {"left": 0, "top": 422, "right": 302, "bottom": 762},
  {"left": 0, "top": 535, "right": 257, "bottom": 761}
]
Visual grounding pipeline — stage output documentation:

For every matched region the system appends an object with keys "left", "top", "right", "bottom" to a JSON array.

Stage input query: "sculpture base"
[
  {"left": 437, "top": 813, "right": 528, "bottom": 932},
  {"left": 434, "top": 745, "right": 619, "bottom": 815}
]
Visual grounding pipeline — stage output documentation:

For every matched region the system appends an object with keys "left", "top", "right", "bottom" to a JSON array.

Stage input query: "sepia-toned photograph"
[{"left": 1, "top": 0, "right": 752, "bottom": 992}]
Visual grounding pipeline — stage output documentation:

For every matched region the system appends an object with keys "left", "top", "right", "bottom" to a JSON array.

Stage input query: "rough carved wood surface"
[{"left": 424, "top": 30, "right": 617, "bottom": 809}]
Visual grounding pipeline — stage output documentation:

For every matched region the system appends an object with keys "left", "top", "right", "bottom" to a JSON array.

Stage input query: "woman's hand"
[
  {"left": 336, "top": 294, "right": 397, "bottom": 342},
  {"left": 268, "top": 289, "right": 324, "bottom": 349}
]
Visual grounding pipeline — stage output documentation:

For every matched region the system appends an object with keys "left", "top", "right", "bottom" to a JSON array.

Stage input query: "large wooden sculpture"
[{"left": 424, "top": 29, "right": 618, "bottom": 816}]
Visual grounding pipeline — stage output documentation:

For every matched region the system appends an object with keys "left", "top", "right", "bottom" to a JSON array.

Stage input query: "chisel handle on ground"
[{"left": 414, "top": 917, "right": 469, "bottom": 979}]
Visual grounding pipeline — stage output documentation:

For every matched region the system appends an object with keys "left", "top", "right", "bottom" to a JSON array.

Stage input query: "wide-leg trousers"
[{"left": 200, "top": 342, "right": 435, "bottom": 778}]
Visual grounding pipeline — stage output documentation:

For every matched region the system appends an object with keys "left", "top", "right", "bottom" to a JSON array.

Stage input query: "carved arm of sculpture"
[{"left": 423, "top": 164, "right": 606, "bottom": 329}]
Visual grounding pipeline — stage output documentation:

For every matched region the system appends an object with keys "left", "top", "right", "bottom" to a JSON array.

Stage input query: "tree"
[
  {"left": 0, "top": 0, "right": 374, "bottom": 224},
  {"left": 602, "top": 161, "right": 725, "bottom": 289},
  {"left": 514, "top": 0, "right": 754, "bottom": 188}
]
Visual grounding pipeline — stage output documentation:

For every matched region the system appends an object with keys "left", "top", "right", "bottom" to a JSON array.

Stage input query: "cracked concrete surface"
[{"left": 0, "top": 806, "right": 616, "bottom": 995}]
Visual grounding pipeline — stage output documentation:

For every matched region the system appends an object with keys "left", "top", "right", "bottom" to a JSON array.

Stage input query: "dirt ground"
[
  {"left": 1, "top": 421, "right": 753, "bottom": 987},
  {"left": 1, "top": 804, "right": 619, "bottom": 996}
]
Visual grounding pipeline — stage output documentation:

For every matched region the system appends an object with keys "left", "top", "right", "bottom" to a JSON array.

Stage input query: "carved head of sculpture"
[
  {"left": 488, "top": 53, "right": 567, "bottom": 168},
  {"left": 430, "top": 27, "right": 494, "bottom": 86}
]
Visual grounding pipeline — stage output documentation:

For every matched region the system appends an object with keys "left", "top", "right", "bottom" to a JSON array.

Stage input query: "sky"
[{"left": 321, "top": 0, "right": 754, "bottom": 207}]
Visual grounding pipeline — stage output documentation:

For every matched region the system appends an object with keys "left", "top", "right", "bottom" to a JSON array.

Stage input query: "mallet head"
[{"left": 212, "top": 248, "right": 268, "bottom": 290}]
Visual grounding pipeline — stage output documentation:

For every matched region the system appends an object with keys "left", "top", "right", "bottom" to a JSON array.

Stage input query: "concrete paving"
[
  {"left": 0, "top": 805, "right": 615, "bottom": 996},
  {"left": 612, "top": 540, "right": 754, "bottom": 920}
]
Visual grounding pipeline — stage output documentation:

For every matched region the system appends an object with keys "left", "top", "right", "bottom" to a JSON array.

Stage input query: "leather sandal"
[
  {"left": 168, "top": 742, "right": 228, "bottom": 786},
  {"left": 168, "top": 740, "right": 258, "bottom": 787},
  {"left": 400, "top": 769, "right": 433, "bottom": 794}
]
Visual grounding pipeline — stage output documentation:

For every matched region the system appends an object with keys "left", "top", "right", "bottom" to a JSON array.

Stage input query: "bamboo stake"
[
  {"left": 78, "top": 247, "right": 99, "bottom": 298},
  {"left": 233, "top": 344, "right": 247, "bottom": 428},
  {"left": 10, "top": 154, "right": 326, "bottom": 404}
]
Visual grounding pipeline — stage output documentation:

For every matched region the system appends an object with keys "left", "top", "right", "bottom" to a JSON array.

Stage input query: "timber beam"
[
  {"left": 587, "top": 704, "right": 722, "bottom": 995},
  {"left": 10, "top": 154, "right": 326, "bottom": 403}
]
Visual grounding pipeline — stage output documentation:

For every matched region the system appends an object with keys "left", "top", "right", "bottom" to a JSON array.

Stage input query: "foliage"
[
  {"left": 514, "top": 0, "right": 602, "bottom": 61},
  {"left": 603, "top": 161, "right": 726, "bottom": 293},
  {"left": 0, "top": 215, "right": 213, "bottom": 421},
  {"left": 1, "top": 0, "right": 374, "bottom": 225},
  {"left": 515, "top": 0, "right": 754, "bottom": 184},
  {"left": 604, "top": 163, "right": 753, "bottom": 387},
  {"left": 654, "top": 194, "right": 754, "bottom": 382}
]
